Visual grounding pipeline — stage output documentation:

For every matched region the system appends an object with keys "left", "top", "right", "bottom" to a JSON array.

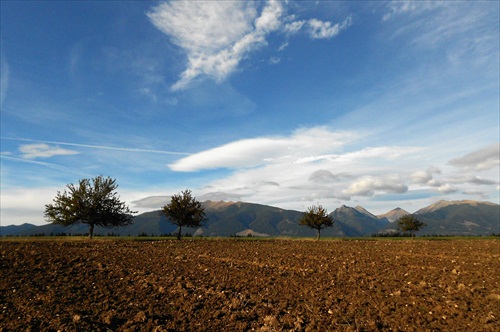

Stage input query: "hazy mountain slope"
[
  {"left": 414, "top": 200, "right": 500, "bottom": 235},
  {"left": 2, "top": 200, "right": 498, "bottom": 237},
  {"left": 201, "top": 202, "right": 306, "bottom": 236},
  {"left": 0, "top": 223, "right": 38, "bottom": 236}
]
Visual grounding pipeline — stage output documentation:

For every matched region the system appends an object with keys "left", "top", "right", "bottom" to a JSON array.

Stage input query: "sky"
[{"left": 1, "top": 1, "right": 499, "bottom": 226}]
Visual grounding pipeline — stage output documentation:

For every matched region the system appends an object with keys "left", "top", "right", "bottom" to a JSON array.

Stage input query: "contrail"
[
  {"left": 0, "top": 154, "right": 74, "bottom": 171},
  {"left": 0, "top": 137, "right": 191, "bottom": 156}
]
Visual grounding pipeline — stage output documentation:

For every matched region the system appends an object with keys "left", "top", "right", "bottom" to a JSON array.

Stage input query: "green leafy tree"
[
  {"left": 161, "top": 189, "right": 207, "bottom": 240},
  {"left": 44, "top": 176, "right": 136, "bottom": 239},
  {"left": 299, "top": 204, "right": 334, "bottom": 240},
  {"left": 397, "top": 215, "right": 427, "bottom": 239}
]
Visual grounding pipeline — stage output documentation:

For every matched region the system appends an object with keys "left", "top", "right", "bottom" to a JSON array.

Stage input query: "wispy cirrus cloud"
[
  {"left": 382, "top": 0, "right": 435, "bottom": 22},
  {"left": 148, "top": 1, "right": 353, "bottom": 90},
  {"left": 382, "top": 0, "right": 499, "bottom": 69}
]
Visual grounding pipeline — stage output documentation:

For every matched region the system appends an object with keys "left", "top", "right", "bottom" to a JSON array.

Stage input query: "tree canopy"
[
  {"left": 44, "top": 176, "right": 136, "bottom": 239},
  {"left": 397, "top": 214, "right": 427, "bottom": 238},
  {"left": 161, "top": 189, "right": 207, "bottom": 240},
  {"left": 299, "top": 204, "right": 334, "bottom": 240}
]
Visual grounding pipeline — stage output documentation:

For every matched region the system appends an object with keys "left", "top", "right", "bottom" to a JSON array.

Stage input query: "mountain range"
[{"left": 1, "top": 200, "right": 498, "bottom": 237}]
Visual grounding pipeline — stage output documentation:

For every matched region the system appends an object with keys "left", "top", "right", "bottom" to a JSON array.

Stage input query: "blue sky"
[{"left": 1, "top": 1, "right": 499, "bottom": 226}]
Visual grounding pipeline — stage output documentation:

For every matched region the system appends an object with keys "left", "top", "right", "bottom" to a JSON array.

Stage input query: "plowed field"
[{"left": 1, "top": 239, "right": 499, "bottom": 331}]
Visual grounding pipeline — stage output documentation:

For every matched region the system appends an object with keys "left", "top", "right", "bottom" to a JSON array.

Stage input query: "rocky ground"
[{"left": 1, "top": 238, "right": 499, "bottom": 331}]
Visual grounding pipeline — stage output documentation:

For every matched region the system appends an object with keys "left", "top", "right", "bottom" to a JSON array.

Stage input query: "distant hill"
[
  {"left": 0, "top": 223, "right": 38, "bottom": 236},
  {"left": 1, "top": 200, "right": 498, "bottom": 237}
]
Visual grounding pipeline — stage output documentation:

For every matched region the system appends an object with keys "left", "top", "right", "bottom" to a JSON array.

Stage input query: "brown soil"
[{"left": 1, "top": 239, "right": 499, "bottom": 331}]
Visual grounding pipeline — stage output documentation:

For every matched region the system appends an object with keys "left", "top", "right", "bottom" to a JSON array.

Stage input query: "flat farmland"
[{"left": 1, "top": 239, "right": 498, "bottom": 331}]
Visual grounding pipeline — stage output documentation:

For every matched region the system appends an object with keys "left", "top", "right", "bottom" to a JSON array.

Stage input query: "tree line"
[{"left": 45, "top": 176, "right": 426, "bottom": 240}]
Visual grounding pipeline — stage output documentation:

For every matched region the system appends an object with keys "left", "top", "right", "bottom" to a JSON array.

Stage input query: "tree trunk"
[
  {"left": 177, "top": 226, "right": 182, "bottom": 240},
  {"left": 317, "top": 229, "right": 321, "bottom": 241},
  {"left": 89, "top": 224, "right": 94, "bottom": 239}
]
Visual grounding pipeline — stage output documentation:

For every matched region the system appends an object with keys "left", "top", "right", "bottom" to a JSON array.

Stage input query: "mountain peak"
[
  {"left": 377, "top": 207, "right": 410, "bottom": 222},
  {"left": 354, "top": 206, "right": 377, "bottom": 218}
]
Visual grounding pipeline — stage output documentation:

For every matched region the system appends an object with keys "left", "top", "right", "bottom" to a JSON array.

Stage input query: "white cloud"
[
  {"left": 148, "top": 2, "right": 257, "bottom": 54},
  {"left": 148, "top": 1, "right": 353, "bottom": 90},
  {"left": 448, "top": 143, "right": 500, "bottom": 171},
  {"left": 410, "top": 166, "right": 441, "bottom": 184},
  {"left": 435, "top": 183, "right": 459, "bottom": 194},
  {"left": 342, "top": 175, "right": 408, "bottom": 197},
  {"left": 148, "top": 1, "right": 276, "bottom": 90},
  {"left": 19, "top": 143, "right": 79, "bottom": 159},
  {"left": 255, "top": 0, "right": 283, "bottom": 32}
]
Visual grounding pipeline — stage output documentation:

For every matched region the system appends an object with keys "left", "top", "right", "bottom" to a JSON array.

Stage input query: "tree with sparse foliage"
[
  {"left": 161, "top": 189, "right": 207, "bottom": 240},
  {"left": 397, "top": 214, "right": 426, "bottom": 239},
  {"left": 44, "top": 176, "right": 136, "bottom": 239},
  {"left": 299, "top": 204, "right": 334, "bottom": 240}
]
